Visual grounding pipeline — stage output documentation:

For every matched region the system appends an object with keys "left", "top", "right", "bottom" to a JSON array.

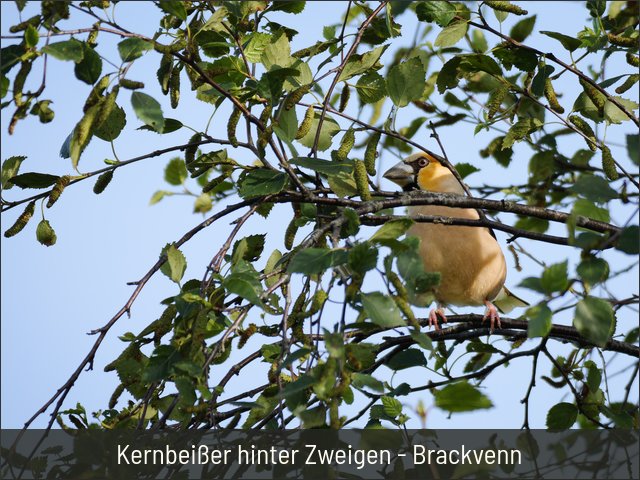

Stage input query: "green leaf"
[
  {"left": 160, "top": 244, "right": 187, "bottom": 284},
  {"left": 434, "top": 20, "right": 468, "bottom": 48},
  {"left": 1, "top": 156, "right": 26, "bottom": 190},
  {"left": 9, "top": 172, "right": 58, "bottom": 189},
  {"left": 386, "top": 349, "right": 427, "bottom": 370},
  {"left": 238, "top": 169, "right": 289, "bottom": 198},
  {"left": 298, "top": 406, "right": 326, "bottom": 428},
  {"left": 288, "top": 248, "right": 334, "bottom": 275},
  {"left": 540, "top": 31, "right": 582, "bottom": 51},
  {"left": 626, "top": 134, "right": 638, "bottom": 165},
  {"left": 603, "top": 96, "right": 640, "bottom": 125},
  {"left": 370, "top": 218, "right": 414, "bottom": 242},
  {"left": 387, "top": 57, "right": 426, "bottom": 107},
  {"left": 138, "top": 117, "right": 182, "bottom": 134},
  {"left": 326, "top": 170, "right": 358, "bottom": 197},
  {"left": 223, "top": 263, "right": 265, "bottom": 307},
  {"left": 434, "top": 381, "right": 493, "bottom": 413},
  {"left": 415, "top": 1, "right": 456, "bottom": 27},
  {"left": 117, "top": 37, "right": 152, "bottom": 62},
  {"left": 261, "top": 31, "right": 291, "bottom": 70},
  {"left": 42, "top": 39, "right": 84, "bottom": 62},
  {"left": 573, "top": 296, "right": 614, "bottom": 347},
  {"left": 571, "top": 198, "right": 610, "bottom": 223},
  {"left": 577, "top": 257, "right": 609, "bottom": 286},
  {"left": 289, "top": 157, "right": 352, "bottom": 175},
  {"left": 158, "top": 0, "right": 187, "bottom": 20},
  {"left": 460, "top": 54, "right": 502, "bottom": 76},
  {"left": 94, "top": 105, "right": 126, "bottom": 141},
  {"left": 269, "top": 1, "right": 306, "bottom": 14},
  {"left": 74, "top": 46, "right": 102, "bottom": 85},
  {"left": 586, "top": 361, "right": 602, "bottom": 392},
  {"left": 455, "top": 162, "right": 480, "bottom": 179},
  {"left": 1, "top": 44, "right": 25, "bottom": 75},
  {"left": 510, "top": 15, "right": 536, "bottom": 42},
  {"left": 164, "top": 157, "right": 187, "bottom": 186},
  {"left": 361, "top": 292, "right": 406, "bottom": 328},
  {"left": 381, "top": 396, "right": 403, "bottom": 418},
  {"left": 410, "top": 330, "right": 433, "bottom": 351},
  {"left": 196, "top": 30, "right": 231, "bottom": 58},
  {"left": 436, "top": 57, "right": 462, "bottom": 93},
  {"left": 244, "top": 32, "right": 272, "bottom": 63},
  {"left": 338, "top": 45, "right": 388, "bottom": 82},
  {"left": 356, "top": 72, "right": 387, "bottom": 104},
  {"left": 526, "top": 303, "right": 552, "bottom": 338},
  {"left": 0, "top": 75, "right": 9, "bottom": 99},
  {"left": 296, "top": 112, "right": 340, "bottom": 151},
  {"left": 131, "top": 92, "right": 164, "bottom": 131},
  {"left": 492, "top": 45, "right": 538, "bottom": 72},
  {"left": 569, "top": 175, "right": 618, "bottom": 203},
  {"left": 352, "top": 373, "right": 384, "bottom": 392},
  {"left": 541, "top": 260, "right": 569, "bottom": 294},
  {"left": 232, "top": 234, "right": 265, "bottom": 264},
  {"left": 546, "top": 402, "right": 577, "bottom": 430},
  {"left": 25, "top": 25, "right": 39, "bottom": 48},
  {"left": 348, "top": 242, "right": 378, "bottom": 274},
  {"left": 616, "top": 226, "right": 639, "bottom": 255},
  {"left": 271, "top": 106, "right": 297, "bottom": 143}
]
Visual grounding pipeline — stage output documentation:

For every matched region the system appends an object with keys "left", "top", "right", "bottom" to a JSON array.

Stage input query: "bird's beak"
[{"left": 383, "top": 161, "right": 413, "bottom": 187}]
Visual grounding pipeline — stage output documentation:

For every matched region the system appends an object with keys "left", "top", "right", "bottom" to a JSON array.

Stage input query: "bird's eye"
[{"left": 418, "top": 158, "right": 429, "bottom": 168}]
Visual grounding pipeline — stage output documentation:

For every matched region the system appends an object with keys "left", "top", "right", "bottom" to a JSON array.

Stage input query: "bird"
[{"left": 383, "top": 152, "right": 528, "bottom": 331}]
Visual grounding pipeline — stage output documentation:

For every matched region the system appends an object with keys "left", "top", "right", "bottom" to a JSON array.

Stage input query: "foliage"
[{"left": 1, "top": 0, "right": 638, "bottom": 436}]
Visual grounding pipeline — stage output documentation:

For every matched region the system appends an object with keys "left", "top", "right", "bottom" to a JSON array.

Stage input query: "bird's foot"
[
  {"left": 428, "top": 307, "right": 447, "bottom": 331},
  {"left": 483, "top": 300, "right": 501, "bottom": 332}
]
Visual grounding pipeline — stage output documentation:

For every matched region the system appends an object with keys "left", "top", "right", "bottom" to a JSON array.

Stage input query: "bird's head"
[{"left": 383, "top": 153, "right": 464, "bottom": 194}]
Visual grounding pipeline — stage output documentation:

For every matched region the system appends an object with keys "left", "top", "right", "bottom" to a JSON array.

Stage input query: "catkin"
[
  {"left": 295, "top": 105, "right": 314, "bottom": 139},
  {"left": 185, "top": 133, "right": 201, "bottom": 165},
  {"left": 339, "top": 84, "right": 350, "bottom": 112},
  {"left": 12, "top": 61, "right": 32, "bottom": 106},
  {"left": 170, "top": 68, "right": 180, "bottom": 109},
  {"left": 484, "top": 1, "right": 528, "bottom": 15},
  {"left": 108, "top": 384, "right": 125, "bottom": 409},
  {"left": 158, "top": 53, "right": 173, "bottom": 95},
  {"left": 569, "top": 115, "right": 597, "bottom": 151},
  {"left": 615, "top": 74, "right": 639, "bottom": 94},
  {"left": 333, "top": 128, "right": 355, "bottom": 161},
  {"left": 119, "top": 79, "right": 144, "bottom": 90},
  {"left": 626, "top": 52, "right": 640, "bottom": 67},
  {"left": 259, "top": 104, "right": 272, "bottom": 125},
  {"left": 284, "top": 218, "right": 298, "bottom": 250},
  {"left": 4, "top": 200, "right": 35, "bottom": 238},
  {"left": 46, "top": 175, "right": 70, "bottom": 208},
  {"left": 544, "top": 78, "right": 564, "bottom": 113},
  {"left": 601, "top": 146, "right": 619, "bottom": 181},
  {"left": 202, "top": 170, "right": 231, "bottom": 193},
  {"left": 364, "top": 131, "right": 381, "bottom": 176},
  {"left": 83, "top": 75, "right": 110, "bottom": 113},
  {"left": 284, "top": 84, "right": 310, "bottom": 110},
  {"left": 227, "top": 107, "right": 241, "bottom": 148},
  {"left": 607, "top": 33, "right": 637, "bottom": 48},
  {"left": 353, "top": 159, "right": 371, "bottom": 201},
  {"left": 579, "top": 78, "right": 606, "bottom": 114},
  {"left": 93, "top": 170, "right": 114, "bottom": 194},
  {"left": 95, "top": 89, "right": 117, "bottom": 128}
]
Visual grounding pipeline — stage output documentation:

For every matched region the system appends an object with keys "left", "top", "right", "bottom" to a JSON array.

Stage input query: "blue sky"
[{"left": 1, "top": 1, "right": 638, "bottom": 429}]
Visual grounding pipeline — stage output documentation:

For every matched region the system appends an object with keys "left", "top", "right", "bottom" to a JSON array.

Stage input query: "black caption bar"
[{"left": 1, "top": 429, "right": 638, "bottom": 479}]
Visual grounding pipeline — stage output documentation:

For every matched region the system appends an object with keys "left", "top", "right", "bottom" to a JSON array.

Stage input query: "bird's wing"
[{"left": 493, "top": 286, "right": 529, "bottom": 314}]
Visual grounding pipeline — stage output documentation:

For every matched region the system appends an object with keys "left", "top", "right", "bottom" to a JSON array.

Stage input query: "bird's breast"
[{"left": 408, "top": 205, "right": 507, "bottom": 306}]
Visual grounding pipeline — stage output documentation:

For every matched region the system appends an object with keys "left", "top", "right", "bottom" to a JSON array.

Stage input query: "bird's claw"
[
  {"left": 428, "top": 308, "right": 447, "bottom": 331},
  {"left": 483, "top": 301, "right": 501, "bottom": 332}
]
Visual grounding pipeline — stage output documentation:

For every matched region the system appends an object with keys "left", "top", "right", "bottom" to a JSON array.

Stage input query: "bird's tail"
[{"left": 493, "top": 286, "right": 529, "bottom": 314}]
